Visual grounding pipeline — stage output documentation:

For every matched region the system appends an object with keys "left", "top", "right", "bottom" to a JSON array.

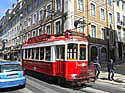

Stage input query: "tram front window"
[
  {"left": 80, "top": 44, "right": 86, "bottom": 60},
  {"left": 56, "top": 46, "right": 65, "bottom": 60},
  {"left": 68, "top": 44, "right": 78, "bottom": 60}
]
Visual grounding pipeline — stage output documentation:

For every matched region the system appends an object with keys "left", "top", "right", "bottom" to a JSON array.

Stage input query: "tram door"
[{"left": 56, "top": 45, "right": 65, "bottom": 76}]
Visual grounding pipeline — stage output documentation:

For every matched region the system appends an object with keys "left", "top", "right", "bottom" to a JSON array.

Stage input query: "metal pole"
[{"left": 106, "top": 0, "right": 110, "bottom": 61}]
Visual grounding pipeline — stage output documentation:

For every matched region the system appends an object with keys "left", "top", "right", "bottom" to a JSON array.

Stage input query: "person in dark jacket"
[
  {"left": 107, "top": 59, "right": 114, "bottom": 80},
  {"left": 94, "top": 56, "right": 101, "bottom": 78}
]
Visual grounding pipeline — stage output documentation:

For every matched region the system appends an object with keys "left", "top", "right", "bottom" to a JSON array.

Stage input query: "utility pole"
[{"left": 106, "top": 0, "right": 110, "bottom": 61}]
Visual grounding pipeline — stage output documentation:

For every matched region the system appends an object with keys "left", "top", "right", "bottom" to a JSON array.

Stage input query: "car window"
[
  {"left": 0, "top": 65, "right": 1, "bottom": 73},
  {"left": 1, "top": 64, "right": 22, "bottom": 72}
]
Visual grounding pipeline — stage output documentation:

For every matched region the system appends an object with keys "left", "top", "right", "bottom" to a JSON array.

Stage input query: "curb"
[{"left": 97, "top": 79, "right": 125, "bottom": 88}]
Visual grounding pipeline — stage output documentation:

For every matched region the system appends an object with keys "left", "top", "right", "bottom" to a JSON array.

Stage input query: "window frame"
[
  {"left": 109, "top": 13, "right": 112, "bottom": 24},
  {"left": 100, "top": 8, "right": 105, "bottom": 20},
  {"left": 78, "top": 0, "right": 85, "bottom": 11},
  {"left": 90, "top": 2, "right": 96, "bottom": 16},
  {"left": 91, "top": 24, "right": 96, "bottom": 38},
  {"left": 67, "top": 43, "right": 78, "bottom": 60}
]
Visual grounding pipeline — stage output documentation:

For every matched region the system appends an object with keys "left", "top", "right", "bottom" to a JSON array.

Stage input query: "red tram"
[{"left": 22, "top": 30, "right": 96, "bottom": 85}]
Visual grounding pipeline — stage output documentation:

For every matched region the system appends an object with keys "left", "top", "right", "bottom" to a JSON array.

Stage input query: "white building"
[{"left": 114, "top": 0, "right": 125, "bottom": 62}]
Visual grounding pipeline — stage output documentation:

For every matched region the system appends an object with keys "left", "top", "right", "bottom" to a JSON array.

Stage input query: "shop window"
[
  {"left": 80, "top": 44, "right": 86, "bottom": 60},
  {"left": 40, "top": 47, "right": 44, "bottom": 60},
  {"left": 68, "top": 44, "right": 78, "bottom": 60},
  {"left": 56, "top": 45, "right": 65, "bottom": 59},
  {"left": 45, "top": 47, "right": 51, "bottom": 61}
]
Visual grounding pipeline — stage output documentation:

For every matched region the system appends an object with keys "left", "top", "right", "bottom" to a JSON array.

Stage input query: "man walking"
[
  {"left": 94, "top": 56, "right": 101, "bottom": 78},
  {"left": 107, "top": 59, "right": 114, "bottom": 80}
]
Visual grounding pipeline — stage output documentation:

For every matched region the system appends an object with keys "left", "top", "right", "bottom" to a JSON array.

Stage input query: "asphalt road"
[{"left": 1, "top": 73, "right": 125, "bottom": 93}]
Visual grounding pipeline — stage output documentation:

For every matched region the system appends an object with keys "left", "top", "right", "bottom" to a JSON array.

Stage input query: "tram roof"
[{"left": 22, "top": 31, "right": 88, "bottom": 49}]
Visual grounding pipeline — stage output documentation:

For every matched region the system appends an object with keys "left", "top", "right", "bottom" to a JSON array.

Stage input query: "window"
[
  {"left": 25, "top": 49, "right": 28, "bottom": 59},
  {"left": 117, "top": 12, "right": 120, "bottom": 23},
  {"left": 56, "top": 45, "right": 65, "bottom": 59},
  {"left": 32, "top": 48, "right": 36, "bottom": 59},
  {"left": 47, "top": 4, "right": 51, "bottom": 17},
  {"left": 108, "top": 0, "right": 112, "bottom": 6},
  {"left": 101, "top": 8, "right": 105, "bottom": 20},
  {"left": 56, "top": 0, "right": 61, "bottom": 12},
  {"left": 91, "top": 25, "right": 96, "bottom": 38},
  {"left": 28, "top": 4, "right": 32, "bottom": 13},
  {"left": 47, "top": 25, "right": 51, "bottom": 35},
  {"left": 36, "top": 48, "right": 39, "bottom": 60},
  {"left": 109, "top": 13, "right": 112, "bottom": 24},
  {"left": 45, "top": 47, "right": 51, "bottom": 61},
  {"left": 38, "top": 28, "right": 42, "bottom": 35},
  {"left": 32, "top": 31, "right": 36, "bottom": 37},
  {"left": 28, "top": 17, "right": 31, "bottom": 26},
  {"left": 40, "top": 0, "right": 44, "bottom": 4},
  {"left": 77, "top": 23, "right": 84, "bottom": 32},
  {"left": 28, "top": 49, "right": 31, "bottom": 58},
  {"left": 27, "top": 32, "right": 31, "bottom": 39},
  {"left": 29, "top": 3, "right": 32, "bottom": 12},
  {"left": 122, "top": 2, "right": 125, "bottom": 11},
  {"left": 80, "top": 44, "right": 86, "bottom": 60},
  {"left": 78, "top": 0, "right": 84, "bottom": 11},
  {"left": 102, "top": 28, "right": 106, "bottom": 40},
  {"left": 110, "top": 31, "right": 113, "bottom": 42},
  {"left": 123, "top": 16, "right": 125, "bottom": 26},
  {"left": 56, "top": 21, "right": 61, "bottom": 34},
  {"left": 32, "top": 14, "right": 37, "bottom": 24},
  {"left": 34, "top": 0, "right": 38, "bottom": 8},
  {"left": 90, "top": 3, "right": 96, "bottom": 16},
  {"left": 40, "top": 47, "right": 44, "bottom": 60},
  {"left": 68, "top": 44, "right": 78, "bottom": 60},
  {"left": 39, "top": 10, "right": 43, "bottom": 21},
  {"left": 116, "top": 0, "right": 119, "bottom": 6}
]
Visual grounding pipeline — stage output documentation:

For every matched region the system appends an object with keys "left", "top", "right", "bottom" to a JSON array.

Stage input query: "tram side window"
[
  {"left": 25, "top": 49, "right": 28, "bottom": 59},
  {"left": 80, "top": 44, "right": 86, "bottom": 60},
  {"left": 45, "top": 47, "right": 51, "bottom": 61},
  {"left": 32, "top": 48, "right": 35, "bottom": 59},
  {"left": 40, "top": 47, "right": 44, "bottom": 60},
  {"left": 28, "top": 49, "right": 31, "bottom": 58},
  {"left": 68, "top": 44, "right": 78, "bottom": 60},
  {"left": 56, "top": 46, "right": 65, "bottom": 60},
  {"left": 36, "top": 48, "right": 39, "bottom": 60}
]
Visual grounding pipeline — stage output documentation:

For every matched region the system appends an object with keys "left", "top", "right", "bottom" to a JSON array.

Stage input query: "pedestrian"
[
  {"left": 107, "top": 59, "right": 114, "bottom": 80},
  {"left": 94, "top": 56, "right": 101, "bottom": 78}
]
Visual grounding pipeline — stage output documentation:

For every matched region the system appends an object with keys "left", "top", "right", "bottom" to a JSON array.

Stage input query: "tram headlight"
[{"left": 72, "top": 74, "right": 77, "bottom": 79}]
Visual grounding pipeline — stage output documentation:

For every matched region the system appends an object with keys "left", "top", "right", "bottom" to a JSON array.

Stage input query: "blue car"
[{"left": 0, "top": 61, "right": 26, "bottom": 89}]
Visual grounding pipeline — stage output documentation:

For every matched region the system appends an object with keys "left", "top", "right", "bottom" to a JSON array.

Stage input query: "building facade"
[
  {"left": 0, "top": 0, "right": 124, "bottom": 63},
  {"left": 114, "top": 0, "right": 125, "bottom": 63}
]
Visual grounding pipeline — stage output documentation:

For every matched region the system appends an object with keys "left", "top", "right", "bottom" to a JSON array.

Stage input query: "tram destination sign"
[{"left": 27, "top": 34, "right": 48, "bottom": 44}]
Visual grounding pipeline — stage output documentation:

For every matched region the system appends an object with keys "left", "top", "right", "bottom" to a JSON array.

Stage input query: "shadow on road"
[
  {"left": 26, "top": 70, "right": 91, "bottom": 90},
  {"left": 0, "top": 86, "right": 24, "bottom": 92},
  {"left": 100, "top": 77, "right": 124, "bottom": 83}
]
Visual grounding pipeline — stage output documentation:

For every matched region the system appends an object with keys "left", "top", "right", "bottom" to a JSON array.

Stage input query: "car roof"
[{"left": 0, "top": 61, "right": 21, "bottom": 65}]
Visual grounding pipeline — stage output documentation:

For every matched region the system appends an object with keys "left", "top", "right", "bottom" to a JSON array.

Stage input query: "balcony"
[{"left": 88, "top": 37, "right": 107, "bottom": 45}]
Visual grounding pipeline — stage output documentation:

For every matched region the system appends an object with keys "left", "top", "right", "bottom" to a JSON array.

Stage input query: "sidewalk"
[{"left": 97, "top": 71, "right": 125, "bottom": 88}]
